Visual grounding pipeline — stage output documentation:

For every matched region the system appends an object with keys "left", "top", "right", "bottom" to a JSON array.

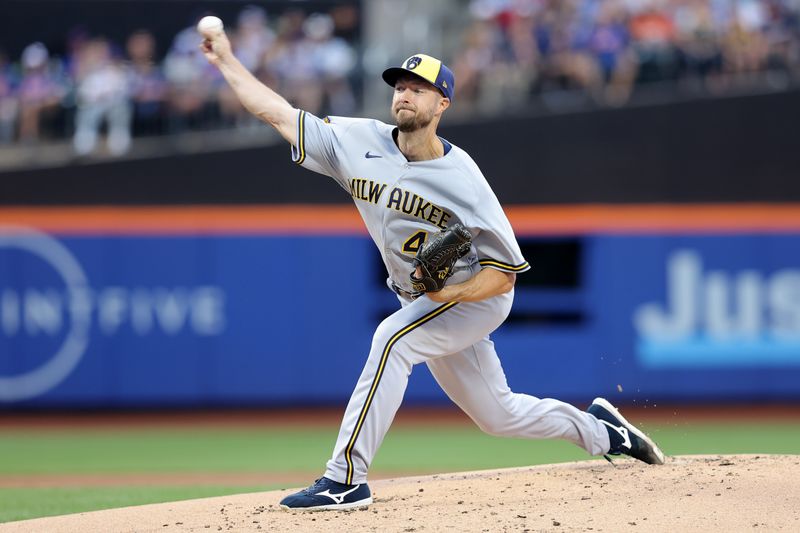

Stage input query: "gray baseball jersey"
[
  {"left": 290, "top": 110, "right": 610, "bottom": 486},
  {"left": 292, "top": 111, "right": 531, "bottom": 292}
]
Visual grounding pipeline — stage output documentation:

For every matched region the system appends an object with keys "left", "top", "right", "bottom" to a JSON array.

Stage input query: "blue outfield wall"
[{"left": 2, "top": 228, "right": 800, "bottom": 407}]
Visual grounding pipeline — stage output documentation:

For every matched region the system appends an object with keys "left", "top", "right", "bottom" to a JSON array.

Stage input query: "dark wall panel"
[
  {"left": 446, "top": 90, "right": 800, "bottom": 204},
  {"left": 0, "top": 147, "right": 346, "bottom": 205}
]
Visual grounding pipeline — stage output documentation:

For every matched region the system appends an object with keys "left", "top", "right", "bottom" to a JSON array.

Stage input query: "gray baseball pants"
[{"left": 324, "top": 289, "right": 611, "bottom": 485}]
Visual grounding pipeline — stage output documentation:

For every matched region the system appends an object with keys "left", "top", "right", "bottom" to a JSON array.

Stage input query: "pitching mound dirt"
[{"left": 2, "top": 455, "right": 798, "bottom": 532}]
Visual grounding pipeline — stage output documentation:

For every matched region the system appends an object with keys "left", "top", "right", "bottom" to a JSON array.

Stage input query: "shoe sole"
[
  {"left": 592, "top": 397, "right": 666, "bottom": 465},
  {"left": 280, "top": 497, "right": 373, "bottom": 512}
]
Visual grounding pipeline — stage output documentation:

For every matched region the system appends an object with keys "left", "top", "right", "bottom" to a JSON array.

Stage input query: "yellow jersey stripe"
[
  {"left": 478, "top": 259, "right": 530, "bottom": 272},
  {"left": 295, "top": 110, "right": 306, "bottom": 165},
  {"left": 344, "top": 301, "right": 457, "bottom": 484}
]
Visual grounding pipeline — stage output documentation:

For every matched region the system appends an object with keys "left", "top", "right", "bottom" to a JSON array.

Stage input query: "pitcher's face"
[{"left": 391, "top": 75, "right": 448, "bottom": 132}]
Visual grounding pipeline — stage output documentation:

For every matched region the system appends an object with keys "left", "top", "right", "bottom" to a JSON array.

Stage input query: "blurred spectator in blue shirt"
[
  {"left": 127, "top": 30, "right": 168, "bottom": 136},
  {"left": 0, "top": 51, "right": 19, "bottom": 143},
  {"left": 587, "top": 1, "right": 637, "bottom": 104},
  {"left": 17, "top": 42, "right": 64, "bottom": 143}
]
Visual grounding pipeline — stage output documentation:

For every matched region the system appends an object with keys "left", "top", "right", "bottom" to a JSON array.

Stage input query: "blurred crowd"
[
  {"left": 2, "top": 0, "right": 800, "bottom": 157},
  {"left": 0, "top": 5, "right": 359, "bottom": 156},
  {"left": 455, "top": 0, "right": 800, "bottom": 109}
]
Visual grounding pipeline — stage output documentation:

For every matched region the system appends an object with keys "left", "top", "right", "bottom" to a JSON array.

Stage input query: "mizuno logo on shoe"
[
  {"left": 315, "top": 485, "right": 360, "bottom": 504},
  {"left": 365, "top": 151, "right": 382, "bottom": 159},
  {"left": 600, "top": 420, "right": 632, "bottom": 450}
]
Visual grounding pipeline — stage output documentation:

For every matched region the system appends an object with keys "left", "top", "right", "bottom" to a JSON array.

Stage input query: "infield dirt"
[{"left": 2, "top": 454, "right": 797, "bottom": 532}]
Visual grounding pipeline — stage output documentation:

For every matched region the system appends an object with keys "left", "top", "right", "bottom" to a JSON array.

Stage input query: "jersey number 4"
[{"left": 402, "top": 231, "right": 428, "bottom": 255}]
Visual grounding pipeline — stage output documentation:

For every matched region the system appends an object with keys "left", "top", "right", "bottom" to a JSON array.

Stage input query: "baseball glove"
[{"left": 409, "top": 223, "right": 472, "bottom": 293}]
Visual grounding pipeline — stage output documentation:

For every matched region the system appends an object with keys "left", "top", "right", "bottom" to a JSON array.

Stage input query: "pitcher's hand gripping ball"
[
  {"left": 410, "top": 223, "right": 472, "bottom": 293},
  {"left": 197, "top": 16, "right": 224, "bottom": 37}
]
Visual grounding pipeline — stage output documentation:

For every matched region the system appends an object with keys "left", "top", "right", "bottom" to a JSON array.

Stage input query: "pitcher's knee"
[
  {"left": 368, "top": 320, "right": 416, "bottom": 368},
  {"left": 471, "top": 411, "right": 516, "bottom": 436},
  {"left": 370, "top": 318, "right": 397, "bottom": 355},
  {"left": 470, "top": 396, "right": 522, "bottom": 436},
  {"left": 475, "top": 419, "right": 511, "bottom": 437}
]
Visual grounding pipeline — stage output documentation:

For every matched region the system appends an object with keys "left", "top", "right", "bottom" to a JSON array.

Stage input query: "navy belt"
[{"left": 391, "top": 282, "right": 421, "bottom": 301}]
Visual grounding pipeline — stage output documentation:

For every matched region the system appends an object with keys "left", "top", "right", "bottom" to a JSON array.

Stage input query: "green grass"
[
  {"left": 0, "top": 485, "right": 278, "bottom": 524},
  {"left": 0, "top": 427, "right": 341, "bottom": 474},
  {"left": 1, "top": 421, "right": 798, "bottom": 523},
  {"left": 2, "top": 423, "right": 798, "bottom": 475},
  {"left": 645, "top": 422, "right": 800, "bottom": 457}
]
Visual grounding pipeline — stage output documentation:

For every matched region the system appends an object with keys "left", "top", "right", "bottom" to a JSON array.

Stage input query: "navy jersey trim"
[
  {"left": 438, "top": 136, "right": 452, "bottom": 155},
  {"left": 343, "top": 301, "right": 458, "bottom": 484}
]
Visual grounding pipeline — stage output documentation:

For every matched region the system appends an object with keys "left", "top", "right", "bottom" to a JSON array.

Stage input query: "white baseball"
[{"left": 197, "top": 16, "right": 224, "bottom": 36}]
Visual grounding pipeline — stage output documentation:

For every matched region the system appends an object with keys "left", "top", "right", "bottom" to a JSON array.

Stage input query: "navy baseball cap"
[{"left": 382, "top": 54, "right": 455, "bottom": 101}]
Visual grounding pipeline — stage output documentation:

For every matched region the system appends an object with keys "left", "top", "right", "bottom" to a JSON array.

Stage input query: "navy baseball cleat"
[
  {"left": 588, "top": 397, "right": 665, "bottom": 465},
  {"left": 279, "top": 477, "right": 372, "bottom": 511}
]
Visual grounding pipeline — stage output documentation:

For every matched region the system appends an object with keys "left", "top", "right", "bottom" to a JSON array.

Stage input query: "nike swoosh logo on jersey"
[
  {"left": 599, "top": 419, "right": 632, "bottom": 449},
  {"left": 315, "top": 485, "right": 360, "bottom": 504},
  {"left": 365, "top": 151, "right": 382, "bottom": 159}
]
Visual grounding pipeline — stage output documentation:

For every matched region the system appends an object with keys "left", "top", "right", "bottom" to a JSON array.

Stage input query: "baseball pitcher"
[{"left": 199, "top": 23, "right": 664, "bottom": 512}]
